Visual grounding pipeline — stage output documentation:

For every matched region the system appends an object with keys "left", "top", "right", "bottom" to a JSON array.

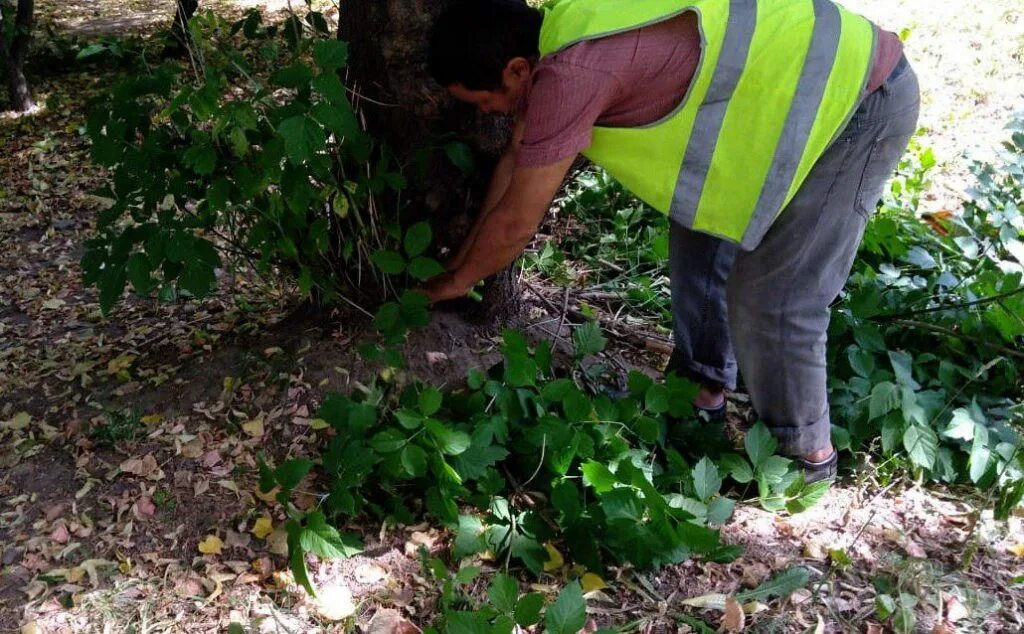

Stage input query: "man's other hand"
[{"left": 417, "top": 271, "right": 472, "bottom": 304}]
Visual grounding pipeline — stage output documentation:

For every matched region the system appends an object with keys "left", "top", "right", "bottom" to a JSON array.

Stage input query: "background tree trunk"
[
  {"left": 166, "top": 0, "right": 199, "bottom": 55},
  {"left": 0, "top": 0, "right": 35, "bottom": 112},
  {"left": 340, "top": 0, "right": 521, "bottom": 325}
]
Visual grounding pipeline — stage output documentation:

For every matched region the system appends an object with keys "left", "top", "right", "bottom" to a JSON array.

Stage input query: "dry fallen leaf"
[
  {"left": 803, "top": 540, "right": 829, "bottom": 561},
  {"left": 315, "top": 584, "right": 357, "bottom": 621},
  {"left": 242, "top": 418, "right": 265, "bottom": 438},
  {"left": 904, "top": 538, "right": 927, "bottom": 558},
  {"left": 945, "top": 595, "right": 969, "bottom": 622},
  {"left": 932, "top": 622, "right": 956, "bottom": 634},
  {"left": 1008, "top": 544, "right": 1024, "bottom": 558},
  {"left": 355, "top": 563, "right": 388, "bottom": 584},
  {"left": 198, "top": 534, "right": 224, "bottom": 555},
  {"left": 252, "top": 517, "right": 274, "bottom": 539},
  {"left": 543, "top": 543, "right": 565, "bottom": 572},
  {"left": 134, "top": 495, "right": 156, "bottom": 518},
  {"left": 255, "top": 485, "right": 281, "bottom": 504},
  {"left": 266, "top": 528, "right": 289, "bottom": 556},
  {"left": 581, "top": 572, "right": 607, "bottom": 593},
  {"left": 120, "top": 454, "right": 164, "bottom": 480},
  {"left": 682, "top": 593, "right": 728, "bottom": 610},
  {"left": 309, "top": 418, "right": 329, "bottom": 430},
  {"left": 50, "top": 523, "right": 70, "bottom": 544},
  {"left": 366, "top": 608, "right": 422, "bottom": 634},
  {"left": 866, "top": 623, "right": 884, "bottom": 634},
  {"left": 722, "top": 596, "right": 746, "bottom": 632}
]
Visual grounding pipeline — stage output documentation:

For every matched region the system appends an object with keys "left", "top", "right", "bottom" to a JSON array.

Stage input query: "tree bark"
[
  {"left": 339, "top": 0, "right": 521, "bottom": 325},
  {"left": 0, "top": 0, "right": 34, "bottom": 112},
  {"left": 166, "top": 0, "right": 199, "bottom": 55}
]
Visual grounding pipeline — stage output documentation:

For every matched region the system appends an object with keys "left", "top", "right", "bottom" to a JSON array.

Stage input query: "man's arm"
[
  {"left": 447, "top": 119, "right": 526, "bottom": 272},
  {"left": 420, "top": 153, "right": 576, "bottom": 303}
]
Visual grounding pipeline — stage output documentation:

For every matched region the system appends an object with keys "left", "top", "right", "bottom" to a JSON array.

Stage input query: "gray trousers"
[{"left": 667, "top": 58, "right": 920, "bottom": 456}]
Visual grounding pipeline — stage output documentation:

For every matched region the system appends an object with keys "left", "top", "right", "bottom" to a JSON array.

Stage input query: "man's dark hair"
[{"left": 429, "top": 0, "right": 543, "bottom": 91}]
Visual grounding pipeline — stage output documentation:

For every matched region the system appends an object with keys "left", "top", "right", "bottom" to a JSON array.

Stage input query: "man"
[{"left": 420, "top": 0, "right": 919, "bottom": 482}]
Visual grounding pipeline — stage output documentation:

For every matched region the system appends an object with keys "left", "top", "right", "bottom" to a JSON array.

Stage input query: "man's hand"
[{"left": 417, "top": 271, "right": 472, "bottom": 304}]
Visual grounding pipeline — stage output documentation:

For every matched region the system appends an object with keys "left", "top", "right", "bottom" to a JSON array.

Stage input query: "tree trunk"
[
  {"left": 0, "top": 0, "right": 34, "bottom": 112},
  {"left": 340, "top": 0, "right": 521, "bottom": 325},
  {"left": 166, "top": 0, "right": 199, "bottom": 55}
]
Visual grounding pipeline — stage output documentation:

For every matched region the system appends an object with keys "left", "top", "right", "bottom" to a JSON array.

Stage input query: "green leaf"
[
  {"left": 902, "top": 424, "right": 938, "bottom": 470},
  {"left": 692, "top": 457, "right": 722, "bottom": 502},
  {"left": 581, "top": 460, "right": 616, "bottom": 493},
  {"left": 467, "top": 368, "right": 486, "bottom": 390},
  {"left": 299, "top": 511, "right": 362, "bottom": 559},
  {"left": 455, "top": 565, "right": 481, "bottom": 585},
  {"left": 736, "top": 566, "right": 809, "bottom": 602},
  {"left": 545, "top": 582, "right": 586, "bottom": 634},
  {"left": 407, "top": 257, "right": 445, "bottom": 280},
  {"left": 601, "top": 488, "right": 643, "bottom": 522},
  {"left": 287, "top": 520, "right": 315, "bottom": 595},
  {"left": 370, "top": 250, "right": 406, "bottom": 275},
  {"left": 785, "top": 479, "right": 831, "bottom": 514},
  {"left": 227, "top": 624, "right": 245, "bottom": 634},
  {"left": 312, "top": 71, "right": 348, "bottom": 104},
  {"left": 453, "top": 515, "right": 487, "bottom": 557},
  {"left": 374, "top": 302, "right": 401, "bottom": 334},
  {"left": 369, "top": 430, "right": 406, "bottom": 453},
  {"left": 563, "top": 390, "right": 593, "bottom": 422},
  {"left": 489, "top": 573, "right": 519, "bottom": 613},
  {"left": 419, "top": 386, "right": 443, "bottom": 416},
  {"left": 573, "top": 321, "right": 607, "bottom": 358},
  {"left": 126, "top": 253, "right": 155, "bottom": 295},
  {"left": 514, "top": 592, "right": 545, "bottom": 626},
  {"left": 404, "top": 221, "right": 433, "bottom": 258},
  {"left": 272, "top": 62, "right": 313, "bottom": 88},
  {"left": 447, "top": 612, "right": 491, "bottom": 634},
  {"left": 277, "top": 115, "right": 326, "bottom": 164},
  {"left": 745, "top": 422, "right": 777, "bottom": 470},
  {"left": 444, "top": 141, "right": 475, "bottom": 175},
  {"left": 275, "top": 458, "right": 313, "bottom": 490},
  {"left": 943, "top": 408, "right": 977, "bottom": 441},
  {"left": 644, "top": 384, "right": 670, "bottom": 414},
  {"left": 888, "top": 351, "right": 920, "bottom": 389},
  {"left": 848, "top": 348, "right": 875, "bottom": 378},
  {"left": 633, "top": 416, "right": 660, "bottom": 443},
  {"left": 183, "top": 140, "right": 217, "bottom": 175},
  {"left": 869, "top": 382, "right": 900, "bottom": 420},
  {"left": 179, "top": 261, "right": 216, "bottom": 297},
  {"left": 541, "top": 379, "right": 577, "bottom": 402},
  {"left": 451, "top": 437, "right": 508, "bottom": 480},
  {"left": 313, "top": 39, "right": 349, "bottom": 69},
  {"left": 705, "top": 497, "right": 735, "bottom": 526},
  {"left": 720, "top": 453, "right": 754, "bottom": 484},
  {"left": 969, "top": 424, "right": 992, "bottom": 483},
  {"left": 395, "top": 409, "right": 423, "bottom": 430},
  {"left": 426, "top": 420, "right": 471, "bottom": 455},
  {"left": 401, "top": 444, "right": 428, "bottom": 477}
]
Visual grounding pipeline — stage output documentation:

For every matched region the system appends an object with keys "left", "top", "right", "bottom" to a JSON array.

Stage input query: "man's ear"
[{"left": 505, "top": 57, "right": 532, "bottom": 82}]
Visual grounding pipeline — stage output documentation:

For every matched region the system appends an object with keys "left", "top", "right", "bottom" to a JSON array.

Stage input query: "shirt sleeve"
[{"left": 515, "top": 61, "right": 621, "bottom": 168}]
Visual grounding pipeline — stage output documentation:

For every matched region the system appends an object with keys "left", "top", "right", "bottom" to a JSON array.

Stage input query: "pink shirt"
[{"left": 517, "top": 12, "right": 904, "bottom": 167}]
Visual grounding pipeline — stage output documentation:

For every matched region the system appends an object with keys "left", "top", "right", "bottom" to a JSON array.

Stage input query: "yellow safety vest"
[{"left": 539, "top": 0, "right": 877, "bottom": 249}]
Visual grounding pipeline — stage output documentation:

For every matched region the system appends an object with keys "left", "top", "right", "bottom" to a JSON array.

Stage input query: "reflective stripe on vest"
[{"left": 538, "top": 0, "right": 876, "bottom": 250}]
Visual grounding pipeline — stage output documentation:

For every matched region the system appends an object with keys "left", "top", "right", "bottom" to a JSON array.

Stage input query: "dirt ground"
[
  {"left": 843, "top": 0, "right": 1024, "bottom": 213},
  {"left": 2, "top": 1, "right": 1024, "bottom": 633}
]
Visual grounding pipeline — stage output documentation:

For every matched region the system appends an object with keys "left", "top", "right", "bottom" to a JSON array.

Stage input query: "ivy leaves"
[
  {"left": 81, "top": 12, "right": 390, "bottom": 314},
  {"left": 370, "top": 222, "right": 446, "bottom": 281}
]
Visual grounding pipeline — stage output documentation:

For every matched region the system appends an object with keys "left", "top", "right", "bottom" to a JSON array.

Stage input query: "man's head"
[{"left": 429, "top": 0, "right": 543, "bottom": 114}]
